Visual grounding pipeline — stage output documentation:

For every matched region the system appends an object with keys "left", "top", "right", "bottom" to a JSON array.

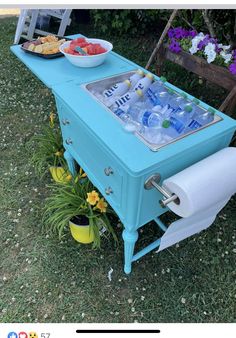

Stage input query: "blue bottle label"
[
  {"left": 142, "top": 111, "right": 152, "bottom": 126},
  {"left": 115, "top": 108, "right": 125, "bottom": 117},
  {"left": 188, "top": 120, "right": 202, "bottom": 130},
  {"left": 172, "top": 106, "right": 182, "bottom": 114},
  {"left": 104, "top": 84, "right": 118, "bottom": 98},
  {"left": 135, "top": 83, "right": 144, "bottom": 90},
  {"left": 170, "top": 116, "right": 185, "bottom": 133},
  {"left": 146, "top": 88, "right": 161, "bottom": 106},
  {"left": 115, "top": 93, "right": 131, "bottom": 108}
]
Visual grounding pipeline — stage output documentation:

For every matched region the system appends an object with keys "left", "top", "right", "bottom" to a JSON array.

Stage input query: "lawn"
[{"left": 0, "top": 16, "right": 236, "bottom": 323}]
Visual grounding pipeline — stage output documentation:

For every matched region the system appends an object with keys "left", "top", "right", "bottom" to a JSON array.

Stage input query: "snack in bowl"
[
  {"left": 64, "top": 37, "right": 107, "bottom": 56},
  {"left": 60, "top": 38, "right": 113, "bottom": 68},
  {"left": 22, "top": 35, "right": 66, "bottom": 55}
]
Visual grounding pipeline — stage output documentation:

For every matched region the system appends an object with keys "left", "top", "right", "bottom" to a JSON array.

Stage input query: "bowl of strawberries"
[{"left": 59, "top": 37, "right": 113, "bottom": 68}]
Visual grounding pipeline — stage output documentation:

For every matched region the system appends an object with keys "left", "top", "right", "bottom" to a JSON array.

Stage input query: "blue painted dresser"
[{"left": 11, "top": 35, "right": 236, "bottom": 274}]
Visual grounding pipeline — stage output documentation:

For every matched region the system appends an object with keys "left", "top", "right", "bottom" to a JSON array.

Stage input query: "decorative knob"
[
  {"left": 65, "top": 138, "right": 73, "bottom": 145},
  {"left": 105, "top": 187, "right": 113, "bottom": 195},
  {"left": 104, "top": 167, "right": 114, "bottom": 176},
  {"left": 62, "top": 119, "right": 70, "bottom": 125}
]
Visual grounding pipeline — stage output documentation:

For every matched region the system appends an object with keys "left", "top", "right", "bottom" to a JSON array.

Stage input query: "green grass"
[{"left": 0, "top": 16, "right": 236, "bottom": 323}]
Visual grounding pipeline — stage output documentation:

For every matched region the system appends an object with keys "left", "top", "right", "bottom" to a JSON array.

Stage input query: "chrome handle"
[
  {"left": 104, "top": 167, "right": 114, "bottom": 176},
  {"left": 105, "top": 187, "right": 113, "bottom": 195},
  {"left": 62, "top": 118, "right": 70, "bottom": 125},
  {"left": 65, "top": 138, "right": 73, "bottom": 145}
]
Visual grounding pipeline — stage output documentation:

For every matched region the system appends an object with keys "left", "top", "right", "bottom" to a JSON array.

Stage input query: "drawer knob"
[
  {"left": 62, "top": 118, "right": 70, "bottom": 125},
  {"left": 104, "top": 167, "right": 114, "bottom": 176},
  {"left": 65, "top": 138, "right": 73, "bottom": 145},
  {"left": 105, "top": 187, "right": 113, "bottom": 195}
]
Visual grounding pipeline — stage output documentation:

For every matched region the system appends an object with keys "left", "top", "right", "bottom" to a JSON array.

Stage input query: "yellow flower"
[
  {"left": 86, "top": 190, "right": 100, "bottom": 206},
  {"left": 65, "top": 174, "right": 72, "bottom": 181},
  {"left": 55, "top": 150, "right": 63, "bottom": 157},
  {"left": 49, "top": 112, "right": 55, "bottom": 128},
  {"left": 79, "top": 167, "right": 87, "bottom": 178},
  {"left": 96, "top": 198, "right": 107, "bottom": 213}
]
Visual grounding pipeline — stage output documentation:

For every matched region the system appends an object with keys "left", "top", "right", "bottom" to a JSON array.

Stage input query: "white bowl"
[{"left": 59, "top": 38, "right": 113, "bottom": 68}]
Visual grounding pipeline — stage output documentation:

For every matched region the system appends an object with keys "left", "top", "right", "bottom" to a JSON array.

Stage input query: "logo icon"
[
  {"left": 18, "top": 332, "right": 28, "bottom": 338},
  {"left": 7, "top": 333, "right": 17, "bottom": 338},
  {"left": 29, "top": 333, "right": 38, "bottom": 338}
]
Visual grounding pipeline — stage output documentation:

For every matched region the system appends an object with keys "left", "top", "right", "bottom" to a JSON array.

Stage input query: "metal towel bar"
[{"left": 144, "top": 174, "right": 179, "bottom": 207}]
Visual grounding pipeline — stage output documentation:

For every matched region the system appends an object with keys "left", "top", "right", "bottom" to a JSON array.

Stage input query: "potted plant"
[
  {"left": 43, "top": 172, "right": 118, "bottom": 248},
  {"left": 28, "top": 112, "right": 71, "bottom": 182}
]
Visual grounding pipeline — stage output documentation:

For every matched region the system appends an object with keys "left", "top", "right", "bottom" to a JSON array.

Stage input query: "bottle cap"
[
  {"left": 124, "top": 79, "right": 131, "bottom": 87},
  {"left": 193, "top": 98, "right": 200, "bottom": 105},
  {"left": 162, "top": 120, "right": 171, "bottom": 128},
  {"left": 137, "top": 69, "right": 144, "bottom": 76},
  {"left": 181, "top": 92, "right": 188, "bottom": 99},
  {"left": 184, "top": 105, "right": 193, "bottom": 113},
  {"left": 146, "top": 73, "right": 154, "bottom": 81},
  {"left": 207, "top": 107, "right": 216, "bottom": 115},
  {"left": 136, "top": 89, "right": 143, "bottom": 97},
  {"left": 160, "top": 76, "right": 167, "bottom": 83}
]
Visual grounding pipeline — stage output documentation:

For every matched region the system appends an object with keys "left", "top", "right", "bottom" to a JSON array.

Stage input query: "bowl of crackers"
[{"left": 21, "top": 35, "right": 67, "bottom": 58}]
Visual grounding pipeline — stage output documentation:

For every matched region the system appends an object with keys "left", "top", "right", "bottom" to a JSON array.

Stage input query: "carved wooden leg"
[
  {"left": 64, "top": 149, "right": 77, "bottom": 177},
  {"left": 122, "top": 229, "right": 139, "bottom": 274}
]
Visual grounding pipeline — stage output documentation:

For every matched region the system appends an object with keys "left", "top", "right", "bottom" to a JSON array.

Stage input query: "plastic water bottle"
[
  {"left": 161, "top": 120, "right": 179, "bottom": 139},
  {"left": 158, "top": 104, "right": 173, "bottom": 119},
  {"left": 142, "top": 110, "right": 163, "bottom": 127},
  {"left": 141, "top": 126, "right": 164, "bottom": 144},
  {"left": 190, "top": 98, "right": 204, "bottom": 116},
  {"left": 129, "top": 69, "right": 144, "bottom": 89},
  {"left": 113, "top": 107, "right": 131, "bottom": 122},
  {"left": 187, "top": 107, "right": 215, "bottom": 130},
  {"left": 128, "top": 105, "right": 163, "bottom": 128},
  {"left": 111, "top": 89, "right": 143, "bottom": 110},
  {"left": 103, "top": 79, "right": 131, "bottom": 100},
  {"left": 168, "top": 92, "right": 191, "bottom": 113},
  {"left": 144, "top": 76, "right": 167, "bottom": 107},
  {"left": 166, "top": 105, "right": 194, "bottom": 134},
  {"left": 133, "top": 73, "right": 154, "bottom": 93}
]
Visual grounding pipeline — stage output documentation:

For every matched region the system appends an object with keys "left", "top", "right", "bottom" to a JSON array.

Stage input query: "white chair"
[{"left": 14, "top": 9, "right": 72, "bottom": 44}]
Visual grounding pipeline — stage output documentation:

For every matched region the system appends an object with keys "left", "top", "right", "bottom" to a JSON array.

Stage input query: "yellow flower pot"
[
  {"left": 49, "top": 166, "right": 71, "bottom": 183},
  {"left": 69, "top": 218, "right": 94, "bottom": 244}
]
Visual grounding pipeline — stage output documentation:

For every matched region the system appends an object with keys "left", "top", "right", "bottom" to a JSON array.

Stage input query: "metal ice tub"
[{"left": 82, "top": 71, "right": 222, "bottom": 151}]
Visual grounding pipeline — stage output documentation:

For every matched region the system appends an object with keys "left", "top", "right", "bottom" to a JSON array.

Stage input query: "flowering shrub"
[{"left": 167, "top": 27, "right": 236, "bottom": 75}]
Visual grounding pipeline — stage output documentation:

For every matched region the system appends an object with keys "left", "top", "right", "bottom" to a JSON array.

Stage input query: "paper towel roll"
[{"left": 163, "top": 147, "right": 236, "bottom": 218}]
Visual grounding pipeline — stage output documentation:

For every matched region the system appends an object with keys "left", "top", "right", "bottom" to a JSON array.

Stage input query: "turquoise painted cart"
[{"left": 11, "top": 34, "right": 236, "bottom": 274}]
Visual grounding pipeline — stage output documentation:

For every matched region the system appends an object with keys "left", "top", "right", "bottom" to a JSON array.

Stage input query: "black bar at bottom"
[{"left": 76, "top": 330, "right": 160, "bottom": 333}]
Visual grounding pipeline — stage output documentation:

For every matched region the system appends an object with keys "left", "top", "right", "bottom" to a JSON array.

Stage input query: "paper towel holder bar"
[{"left": 144, "top": 174, "right": 180, "bottom": 208}]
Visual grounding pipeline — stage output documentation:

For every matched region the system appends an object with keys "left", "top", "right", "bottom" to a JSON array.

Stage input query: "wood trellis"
[{"left": 145, "top": 10, "right": 236, "bottom": 118}]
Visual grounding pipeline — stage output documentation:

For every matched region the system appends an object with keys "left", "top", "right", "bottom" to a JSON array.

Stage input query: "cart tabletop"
[{"left": 10, "top": 34, "right": 137, "bottom": 88}]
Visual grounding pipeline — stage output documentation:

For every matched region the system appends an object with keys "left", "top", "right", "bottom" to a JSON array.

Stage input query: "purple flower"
[
  {"left": 229, "top": 62, "right": 236, "bottom": 75},
  {"left": 188, "top": 30, "right": 197, "bottom": 38},
  {"left": 168, "top": 27, "right": 198, "bottom": 41},
  {"left": 209, "top": 37, "right": 218, "bottom": 44},
  {"left": 174, "top": 27, "right": 185, "bottom": 39},
  {"left": 197, "top": 35, "right": 210, "bottom": 50},
  {"left": 168, "top": 28, "right": 175, "bottom": 39},
  {"left": 232, "top": 49, "right": 236, "bottom": 60},
  {"left": 215, "top": 44, "right": 222, "bottom": 53},
  {"left": 169, "top": 39, "right": 182, "bottom": 53}
]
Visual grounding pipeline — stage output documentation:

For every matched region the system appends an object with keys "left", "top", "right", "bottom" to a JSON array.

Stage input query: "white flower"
[
  {"left": 218, "top": 43, "right": 231, "bottom": 51},
  {"left": 189, "top": 32, "right": 206, "bottom": 54},
  {"left": 204, "top": 43, "right": 217, "bottom": 63},
  {"left": 220, "top": 50, "right": 232, "bottom": 64}
]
